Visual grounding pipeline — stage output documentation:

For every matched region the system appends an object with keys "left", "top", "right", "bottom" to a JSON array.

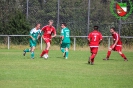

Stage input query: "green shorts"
[
  {"left": 61, "top": 43, "right": 70, "bottom": 48},
  {"left": 29, "top": 39, "right": 37, "bottom": 47}
]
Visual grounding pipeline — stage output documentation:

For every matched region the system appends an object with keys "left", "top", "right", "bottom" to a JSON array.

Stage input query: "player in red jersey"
[
  {"left": 103, "top": 27, "right": 128, "bottom": 61},
  {"left": 88, "top": 26, "right": 102, "bottom": 65},
  {"left": 40, "top": 20, "right": 56, "bottom": 58}
]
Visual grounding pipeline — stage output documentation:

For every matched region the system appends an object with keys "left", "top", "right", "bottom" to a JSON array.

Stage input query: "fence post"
[
  {"left": 8, "top": 36, "right": 10, "bottom": 49},
  {"left": 26, "top": 0, "right": 29, "bottom": 19},
  {"left": 57, "top": 0, "right": 60, "bottom": 30},
  {"left": 108, "top": 36, "right": 110, "bottom": 49},
  {"left": 87, "top": 0, "right": 91, "bottom": 35},
  {"left": 74, "top": 37, "right": 76, "bottom": 51}
]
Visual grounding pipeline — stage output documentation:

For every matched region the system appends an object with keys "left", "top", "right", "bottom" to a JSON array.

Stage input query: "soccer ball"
[{"left": 42, "top": 54, "right": 48, "bottom": 59}]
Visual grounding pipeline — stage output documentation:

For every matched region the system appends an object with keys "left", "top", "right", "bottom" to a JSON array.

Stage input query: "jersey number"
[
  {"left": 66, "top": 32, "right": 69, "bottom": 37},
  {"left": 94, "top": 35, "right": 97, "bottom": 41}
]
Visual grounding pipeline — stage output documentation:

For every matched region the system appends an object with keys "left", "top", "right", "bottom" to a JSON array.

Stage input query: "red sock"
[
  {"left": 40, "top": 50, "right": 46, "bottom": 57},
  {"left": 107, "top": 51, "right": 111, "bottom": 58},
  {"left": 120, "top": 53, "right": 127, "bottom": 60},
  {"left": 90, "top": 54, "right": 96, "bottom": 62},
  {"left": 91, "top": 58, "right": 94, "bottom": 62}
]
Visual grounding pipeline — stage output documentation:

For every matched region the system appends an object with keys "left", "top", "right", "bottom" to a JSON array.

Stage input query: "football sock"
[
  {"left": 120, "top": 53, "right": 127, "bottom": 60},
  {"left": 107, "top": 51, "right": 111, "bottom": 58},
  {"left": 90, "top": 54, "right": 96, "bottom": 62},
  {"left": 91, "top": 58, "right": 94, "bottom": 62},
  {"left": 61, "top": 48, "right": 65, "bottom": 53},
  {"left": 45, "top": 50, "right": 49, "bottom": 54},
  {"left": 24, "top": 48, "right": 30, "bottom": 52},
  {"left": 40, "top": 50, "right": 46, "bottom": 57},
  {"left": 31, "top": 52, "right": 34, "bottom": 59},
  {"left": 92, "top": 58, "right": 94, "bottom": 62},
  {"left": 65, "top": 51, "right": 69, "bottom": 58}
]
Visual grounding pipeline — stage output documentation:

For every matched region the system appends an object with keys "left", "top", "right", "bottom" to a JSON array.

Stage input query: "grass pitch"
[{"left": 0, "top": 49, "right": 133, "bottom": 88}]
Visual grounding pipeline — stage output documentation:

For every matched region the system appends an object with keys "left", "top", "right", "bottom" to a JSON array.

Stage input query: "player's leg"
[
  {"left": 40, "top": 39, "right": 50, "bottom": 58},
  {"left": 118, "top": 51, "right": 128, "bottom": 61},
  {"left": 117, "top": 46, "right": 128, "bottom": 61},
  {"left": 103, "top": 46, "right": 112, "bottom": 60},
  {"left": 45, "top": 42, "right": 50, "bottom": 58},
  {"left": 40, "top": 42, "right": 47, "bottom": 57},
  {"left": 24, "top": 48, "right": 31, "bottom": 52},
  {"left": 23, "top": 40, "right": 33, "bottom": 56},
  {"left": 65, "top": 43, "right": 70, "bottom": 59},
  {"left": 40, "top": 49, "right": 46, "bottom": 57},
  {"left": 23, "top": 48, "right": 30, "bottom": 56},
  {"left": 60, "top": 43, "right": 65, "bottom": 57},
  {"left": 30, "top": 41, "right": 37, "bottom": 59},
  {"left": 31, "top": 46, "right": 35, "bottom": 59},
  {"left": 41, "top": 41, "right": 50, "bottom": 58},
  {"left": 65, "top": 48, "right": 68, "bottom": 59},
  {"left": 60, "top": 45, "right": 65, "bottom": 53},
  {"left": 40, "top": 39, "right": 46, "bottom": 57},
  {"left": 90, "top": 53, "right": 96, "bottom": 62},
  {"left": 88, "top": 47, "right": 97, "bottom": 65},
  {"left": 88, "top": 47, "right": 92, "bottom": 64}
]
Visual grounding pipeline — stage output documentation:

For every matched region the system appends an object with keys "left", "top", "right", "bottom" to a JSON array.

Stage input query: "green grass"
[{"left": 0, "top": 49, "right": 133, "bottom": 88}]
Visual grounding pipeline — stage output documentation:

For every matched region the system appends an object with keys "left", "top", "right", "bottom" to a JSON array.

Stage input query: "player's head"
[
  {"left": 35, "top": 23, "right": 41, "bottom": 30},
  {"left": 48, "top": 20, "right": 54, "bottom": 26},
  {"left": 110, "top": 27, "right": 116, "bottom": 34},
  {"left": 61, "top": 23, "right": 67, "bottom": 28},
  {"left": 94, "top": 26, "right": 98, "bottom": 30}
]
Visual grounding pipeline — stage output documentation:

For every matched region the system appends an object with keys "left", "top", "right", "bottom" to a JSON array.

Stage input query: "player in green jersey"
[
  {"left": 23, "top": 23, "right": 41, "bottom": 59},
  {"left": 60, "top": 23, "right": 70, "bottom": 59}
]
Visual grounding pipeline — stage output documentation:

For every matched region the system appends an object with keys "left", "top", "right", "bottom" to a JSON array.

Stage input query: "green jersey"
[
  {"left": 61, "top": 27, "right": 70, "bottom": 43},
  {"left": 29, "top": 28, "right": 41, "bottom": 47},
  {"left": 30, "top": 28, "right": 41, "bottom": 40}
]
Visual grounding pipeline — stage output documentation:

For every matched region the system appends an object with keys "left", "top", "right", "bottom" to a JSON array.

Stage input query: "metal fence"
[
  {"left": 0, "top": 0, "right": 133, "bottom": 36},
  {"left": 25, "top": 0, "right": 133, "bottom": 36},
  {"left": 0, "top": 35, "right": 133, "bottom": 51},
  {"left": 0, "top": 0, "right": 133, "bottom": 50}
]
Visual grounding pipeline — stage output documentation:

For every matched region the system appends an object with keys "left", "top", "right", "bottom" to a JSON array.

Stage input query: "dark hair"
[
  {"left": 61, "top": 23, "right": 67, "bottom": 26},
  {"left": 94, "top": 26, "right": 98, "bottom": 30},
  {"left": 35, "top": 23, "right": 40, "bottom": 27},
  {"left": 111, "top": 27, "right": 116, "bottom": 31}
]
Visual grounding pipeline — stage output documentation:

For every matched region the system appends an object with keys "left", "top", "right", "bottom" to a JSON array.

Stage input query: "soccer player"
[
  {"left": 88, "top": 26, "right": 102, "bottom": 65},
  {"left": 40, "top": 20, "right": 56, "bottom": 58},
  {"left": 23, "top": 23, "right": 41, "bottom": 59},
  {"left": 60, "top": 23, "right": 70, "bottom": 59},
  {"left": 103, "top": 27, "right": 128, "bottom": 61}
]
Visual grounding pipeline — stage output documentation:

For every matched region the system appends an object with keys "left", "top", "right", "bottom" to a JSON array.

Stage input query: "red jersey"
[
  {"left": 88, "top": 30, "right": 102, "bottom": 47},
  {"left": 112, "top": 32, "right": 122, "bottom": 45},
  {"left": 41, "top": 25, "right": 56, "bottom": 39}
]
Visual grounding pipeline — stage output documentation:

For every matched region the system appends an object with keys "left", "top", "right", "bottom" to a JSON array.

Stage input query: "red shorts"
[
  {"left": 90, "top": 47, "right": 98, "bottom": 54},
  {"left": 111, "top": 45, "right": 122, "bottom": 51},
  {"left": 44, "top": 38, "right": 51, "bottom": 43}
]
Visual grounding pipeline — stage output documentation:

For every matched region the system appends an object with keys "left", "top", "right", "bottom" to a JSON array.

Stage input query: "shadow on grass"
[{"left": 56, "top": 57, "right": 66, "bottom": 60}]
